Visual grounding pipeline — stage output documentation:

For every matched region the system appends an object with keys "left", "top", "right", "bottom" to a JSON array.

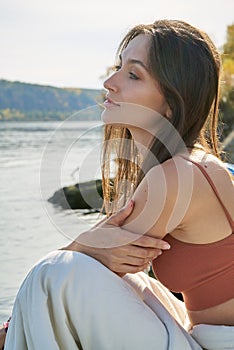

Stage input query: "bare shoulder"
[
  {"left": 176, "top": 151, "right": 234, "bottom": 225},
  {"left": 147, "top": 155, "right": 193, "bottom": 182},
  {"left": 147, "top": 155, "right": 196, "bottom": 200},
  {"left": 146, "top": 151, "right": 233, "bottom": 205},
  {"left": 125, "top": 156, "right": 195, "bottom": 236},
  {"left": 182, "top": 151, "right": 233, "bottom": 195},
  {"left": 184, "top": 150, "right": 232, "bottom": 177}
]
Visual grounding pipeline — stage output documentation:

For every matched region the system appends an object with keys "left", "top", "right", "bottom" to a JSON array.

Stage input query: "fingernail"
[
  {"left": 163, "top": 243, "right": 170, "bottom": 250},
  {"left": 127, "top": 200, "right": 133, "bottom": 208}
]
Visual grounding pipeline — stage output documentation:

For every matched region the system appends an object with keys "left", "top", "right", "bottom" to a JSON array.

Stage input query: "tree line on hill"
[{"left": 0, "top": 80, "right": 104, "bottom": 121}]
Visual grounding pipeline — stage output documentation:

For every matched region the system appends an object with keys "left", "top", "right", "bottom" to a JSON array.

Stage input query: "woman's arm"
[
  {"left": 62, "top": 157, "right": 190, "bottom": 274},
  {"left": 62, "top": 201, "right": 171, "bottom": 274},
  {"left": 62, "top": 154, "right": 191, "bottom": 275}
]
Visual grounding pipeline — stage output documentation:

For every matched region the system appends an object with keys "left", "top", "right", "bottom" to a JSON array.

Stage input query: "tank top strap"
[{"left": 180, "top": 156, "right": 234, "bottom": 231}]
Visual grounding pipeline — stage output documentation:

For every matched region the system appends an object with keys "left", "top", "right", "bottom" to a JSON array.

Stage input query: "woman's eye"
[
  {"left": 112, "top": 65, "right": 139, "bottom": 80},
  {"left": 129, "top": 72, "right": 139, "bottom": 80}
]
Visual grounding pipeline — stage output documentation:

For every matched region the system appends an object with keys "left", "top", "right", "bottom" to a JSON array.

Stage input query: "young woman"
[{"left": 4, "top": 20, "right": 234, "bottom": 349}]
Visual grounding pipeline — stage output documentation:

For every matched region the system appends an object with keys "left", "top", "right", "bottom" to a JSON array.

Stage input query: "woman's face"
[{"left": 102, "top": 34, "right": 170, "bottom": 125}]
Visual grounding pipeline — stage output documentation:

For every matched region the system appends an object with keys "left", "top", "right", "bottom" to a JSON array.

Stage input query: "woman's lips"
[{"left": 103, "top": 97, "right": 120, "bottom": 108}]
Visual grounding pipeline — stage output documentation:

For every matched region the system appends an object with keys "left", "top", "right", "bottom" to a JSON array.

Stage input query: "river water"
[{"left": 0, "top": 117, "right": 105, "bottom": 322}]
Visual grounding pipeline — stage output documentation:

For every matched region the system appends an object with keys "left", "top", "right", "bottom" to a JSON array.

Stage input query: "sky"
[{"left": 1, "top": 0, "right": 234, "bottom": 89}]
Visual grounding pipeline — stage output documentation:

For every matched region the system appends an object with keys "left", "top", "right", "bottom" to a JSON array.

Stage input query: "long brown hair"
[{"left": 101, "top": 20, "right": 222, "bottom": 215}]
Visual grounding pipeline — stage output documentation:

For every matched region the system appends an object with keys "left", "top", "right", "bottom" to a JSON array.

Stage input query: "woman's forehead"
[{"left": 121, "top": 34, "right": 151, "bottom": 63}]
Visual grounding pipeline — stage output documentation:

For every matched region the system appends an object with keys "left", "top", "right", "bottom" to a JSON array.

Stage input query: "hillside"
[{"left": 0, "top": 79, "right": 104, "bottom": 121}]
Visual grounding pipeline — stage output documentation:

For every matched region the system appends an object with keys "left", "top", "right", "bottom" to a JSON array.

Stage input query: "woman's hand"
[{"left": 62, "top": 201, "right": 170, "bottom": 275}]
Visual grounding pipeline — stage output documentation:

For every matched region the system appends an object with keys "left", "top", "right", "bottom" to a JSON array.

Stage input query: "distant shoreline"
[{"left": 0, "top": 79, "right": 104, "bottom": 122}]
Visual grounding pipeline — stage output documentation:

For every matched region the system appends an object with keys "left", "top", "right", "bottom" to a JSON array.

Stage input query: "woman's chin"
[{"left": 101, "top": 108, "right": 121, "bottom": 126}]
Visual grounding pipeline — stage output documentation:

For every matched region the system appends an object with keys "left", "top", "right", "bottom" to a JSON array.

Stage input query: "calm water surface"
[{"left": 0, "top": 119, "right": 104, "bottom": 322}]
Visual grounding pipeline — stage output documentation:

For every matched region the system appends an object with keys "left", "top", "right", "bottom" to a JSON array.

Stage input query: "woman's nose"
[{"left": 103, "top": 74, "right": 117, "bottom": 92}]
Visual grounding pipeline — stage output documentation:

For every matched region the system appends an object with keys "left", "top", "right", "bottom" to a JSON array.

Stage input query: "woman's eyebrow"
[{"left": 118, "top": 54, "right": 149, "bottom": 72}]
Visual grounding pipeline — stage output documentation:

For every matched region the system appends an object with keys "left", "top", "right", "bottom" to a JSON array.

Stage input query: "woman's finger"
[
  {"left": 132, "top": 235, "right": 170, "bottom": 250},
  {"left": 127, "top": 246, "right": 163, "bottom": 260}
]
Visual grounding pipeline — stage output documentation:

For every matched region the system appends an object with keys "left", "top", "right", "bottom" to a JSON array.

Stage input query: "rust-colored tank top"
[{"left": 152, "top": 159, "right": 234, "bottom": 311}]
